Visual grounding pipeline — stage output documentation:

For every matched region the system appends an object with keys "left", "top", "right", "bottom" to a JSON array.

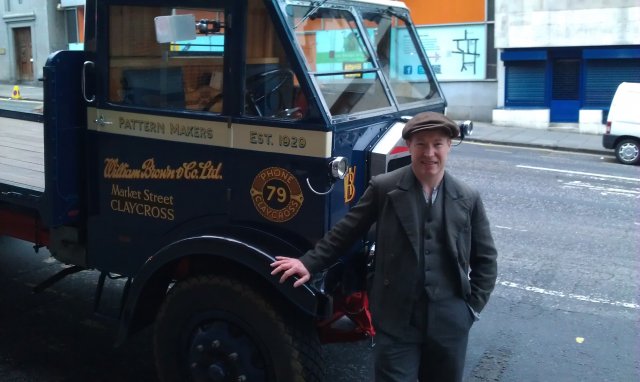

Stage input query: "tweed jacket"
[{"left": 300, "top": 165, "right": 498, "bottom": 339}]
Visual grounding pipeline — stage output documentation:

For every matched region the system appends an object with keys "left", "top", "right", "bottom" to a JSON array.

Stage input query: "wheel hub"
[
  {"left": 620, "top": 143, "right": 639, "bottom": 161},
  {"left": 187, "top": 321, "right": 265, "bottom": 382}
]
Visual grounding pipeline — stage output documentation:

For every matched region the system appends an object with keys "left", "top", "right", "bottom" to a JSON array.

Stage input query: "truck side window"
[
  {"left": 108, "top": 6, "right": 225, "bottom": 113},
  {"left": 244, "top": 0, "right": 307, "bottom": 120}
]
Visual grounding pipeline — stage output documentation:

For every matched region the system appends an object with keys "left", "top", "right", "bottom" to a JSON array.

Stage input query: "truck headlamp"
[
  {"left": 306, "top": 156, "right": 349, "bottom": 196},
  {"left": 330, "top": 157, "right": 348, "bottom": 180}
]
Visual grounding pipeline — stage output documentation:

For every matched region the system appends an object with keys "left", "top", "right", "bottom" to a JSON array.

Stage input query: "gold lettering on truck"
[
  {"left": 250, "top": 167, "right": 304, "bottom": 223},
  {"left": 344, "top": 166, "right": 356, "bottom": 203},
  {"left": 104, "top": 158, "right": 223, "bottom": 180},
  {"left": 109, "top": 184, "right": 175, "bottom": 221}
]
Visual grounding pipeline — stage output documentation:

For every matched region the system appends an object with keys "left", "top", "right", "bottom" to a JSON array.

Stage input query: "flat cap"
[{"left": 402, "top": 112, "right": 459, "bottom": 140}]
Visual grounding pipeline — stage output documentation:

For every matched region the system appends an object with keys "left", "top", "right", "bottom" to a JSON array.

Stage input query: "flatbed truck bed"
[
  {"left": 0, "top": 114, "right": 48, "bottom": 247},
  {"left": 0, "top": 116, "right": 44, "bottom": 194}
]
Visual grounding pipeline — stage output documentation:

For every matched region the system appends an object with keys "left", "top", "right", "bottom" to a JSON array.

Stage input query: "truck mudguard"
[{"left": 116, "top": 231, "right": 327, "bottom": 344}]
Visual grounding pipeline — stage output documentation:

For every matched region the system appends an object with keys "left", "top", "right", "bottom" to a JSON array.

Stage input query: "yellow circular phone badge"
[{"left": 250, "top": 167, "right": 304, "bottom": 223}]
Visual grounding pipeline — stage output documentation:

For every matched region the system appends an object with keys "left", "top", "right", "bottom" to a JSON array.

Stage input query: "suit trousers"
[{"left": 373, "top": 296, "right": 474, "bottom": 382}]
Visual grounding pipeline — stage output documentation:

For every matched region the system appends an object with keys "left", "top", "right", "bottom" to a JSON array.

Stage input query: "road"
[
  {"left": 1, "top": 141, "right": 638, "bottom": 381},
  {"left": 450, "top": 142, "right": 639, "bottom": 381}
]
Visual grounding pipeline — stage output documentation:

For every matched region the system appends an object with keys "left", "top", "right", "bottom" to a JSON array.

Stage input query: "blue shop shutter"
[
  {"left": 505, "top": 61, "right": 546, "bottom": 107},
  {"left": 584, "top": 59, "right": 640, "bottom": 108}
]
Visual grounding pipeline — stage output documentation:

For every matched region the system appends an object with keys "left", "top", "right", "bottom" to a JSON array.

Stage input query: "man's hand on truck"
[{"left": 270, "top": 256, "right": 311, "bottom": 287}]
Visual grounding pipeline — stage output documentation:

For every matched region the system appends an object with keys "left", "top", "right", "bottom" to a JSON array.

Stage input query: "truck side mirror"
[
  {"left": 197, "top": 19, "right": 224, "bottom": 35},
  {"left": 453, "top": 120, "right": 473, "bottom": 146},
  {"left": 154, "top": 14, "right": 197, "bottom": 43}
]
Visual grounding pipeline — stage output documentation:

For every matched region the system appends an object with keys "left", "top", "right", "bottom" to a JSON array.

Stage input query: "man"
[{"left": 271, "top": 112, "right": 498, "bottom": 381}]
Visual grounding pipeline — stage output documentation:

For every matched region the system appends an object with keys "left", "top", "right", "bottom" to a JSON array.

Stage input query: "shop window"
[
  {"left": 584, "top": 59, "right": 640, "bottom": 108},
  {"left": 505, "top": 61, "right": 546, "bottom": 107}
]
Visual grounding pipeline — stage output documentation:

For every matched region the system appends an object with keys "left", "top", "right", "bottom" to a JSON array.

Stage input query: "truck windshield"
[
  {"left": 361, "top": 10, "right": 442, "bottom": 106},
  {"left": 285, "top": 2, "right": 442, "bottom": 119}
]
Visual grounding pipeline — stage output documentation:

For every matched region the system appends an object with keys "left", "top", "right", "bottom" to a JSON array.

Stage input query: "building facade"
[
  {"left": 0, "top": 0, "right": 84, "bottom": 84},
  {"left": 405, "top": 0, "right": 497, "bottom": 122},
  {"left": 493, "top": 0, "right": 640, "bottom": 132}
]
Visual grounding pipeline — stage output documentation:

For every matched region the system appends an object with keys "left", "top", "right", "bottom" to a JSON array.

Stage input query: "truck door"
[
  {"left": 231, "top": 0, "right": 329, "bottom": 243},
  {"left": 86, "top": 0, "right": 322, "bottom": 275},
  {"left": 87, "top": 1, "right": 233, "bottom": 274}
]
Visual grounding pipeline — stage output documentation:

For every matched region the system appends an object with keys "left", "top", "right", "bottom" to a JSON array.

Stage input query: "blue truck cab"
[{"left": 0, "top": 0, "right": 463, "bottom": 380}]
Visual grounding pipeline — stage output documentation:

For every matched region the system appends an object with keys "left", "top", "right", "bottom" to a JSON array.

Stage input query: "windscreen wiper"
[{"left": 294, "top": 0, "right": 329, "bottom": 29}]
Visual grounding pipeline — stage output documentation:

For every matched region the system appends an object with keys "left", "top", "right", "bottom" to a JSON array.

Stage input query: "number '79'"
[{"left": 266, "top": 185, "right": 287, "bottom": 203}]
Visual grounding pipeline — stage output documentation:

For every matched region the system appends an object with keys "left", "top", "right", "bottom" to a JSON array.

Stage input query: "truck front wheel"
[
  {"left": 615, "top": 138, "right": 640, "bottom": 165},
  {"left": 153, "top": 275, "right": 323, "bottom": 382}
]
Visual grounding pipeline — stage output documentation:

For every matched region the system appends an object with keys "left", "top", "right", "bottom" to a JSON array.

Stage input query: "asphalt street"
[{"left": 450, "top": 142, "right": 639, "bottom": 382}]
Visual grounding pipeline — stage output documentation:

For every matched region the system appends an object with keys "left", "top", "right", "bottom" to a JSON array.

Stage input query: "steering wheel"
[{"left": 245, "top": 68, "right": 295, "bottom": 117}]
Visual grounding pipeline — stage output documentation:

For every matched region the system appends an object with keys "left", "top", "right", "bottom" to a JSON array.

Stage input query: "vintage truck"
[{"left": 0, "top": 0, "right": 469, "bottom": 380}]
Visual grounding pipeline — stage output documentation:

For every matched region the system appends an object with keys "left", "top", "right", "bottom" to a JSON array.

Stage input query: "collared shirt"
[{"left": 422, "top": 182, "right": 441, "bottom": 205}]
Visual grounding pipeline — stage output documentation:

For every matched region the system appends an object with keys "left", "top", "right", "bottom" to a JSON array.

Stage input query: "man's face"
[{"left": 406, "top": 129, "right": 452, "bottom": 181}]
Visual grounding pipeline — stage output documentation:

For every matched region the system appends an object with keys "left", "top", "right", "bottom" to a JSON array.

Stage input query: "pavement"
[
  {"left": 466, "top": 122, "right": 607, "bottom": 156},
  {"left": 0, "top": 82, "right": 610, "bottom": 157},
  {"left": 0, "top": 82, "right": 43, "bottom": 102}
]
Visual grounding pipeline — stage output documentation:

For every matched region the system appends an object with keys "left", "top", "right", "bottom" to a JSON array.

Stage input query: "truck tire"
[
  {"left": 153, "top": 275, "right": 324, "bottom": 382},
  {"left": 615, "top": 138, "right": 640, "bottom": 165}
]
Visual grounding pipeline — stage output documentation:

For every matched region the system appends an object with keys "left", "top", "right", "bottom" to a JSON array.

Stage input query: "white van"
[{"left": 602, "top": 82, "right": 640, "bottom": 165}]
